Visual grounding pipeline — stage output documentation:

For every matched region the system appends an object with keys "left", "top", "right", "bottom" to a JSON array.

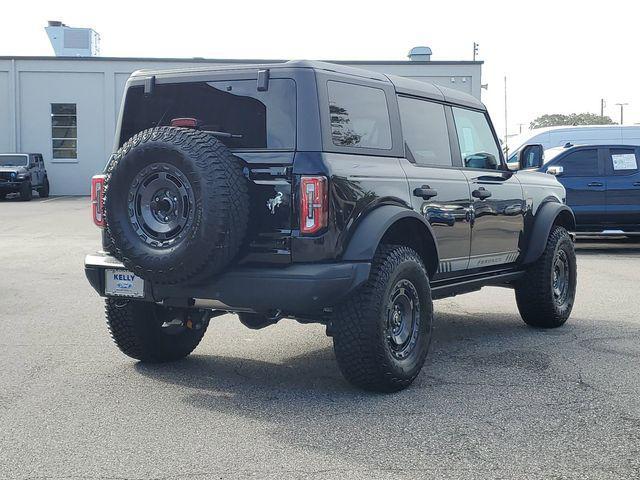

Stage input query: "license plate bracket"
[{"left": 104, "top": 269, "right": 145, "bottom": 298}]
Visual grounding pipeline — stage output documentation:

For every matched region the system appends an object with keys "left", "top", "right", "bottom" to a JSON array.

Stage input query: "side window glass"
[
  {"left": 397, "top": 96, "right": 452, "bottom": 167},
  {"left": 610, "top": 148, "right": 638, "bottom": 175},
  {"left": 328, "top": 81, "right": 392, "bottom": 150},
  {"left": 556, "top": 150, "right": 599, "bottom": 176},
  {"left": 452, "top": 107, "right": 501, "bottom": 170}
]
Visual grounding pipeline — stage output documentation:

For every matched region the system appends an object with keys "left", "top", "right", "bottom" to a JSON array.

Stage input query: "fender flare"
[
  {"left": 342, "top": 205, "right": 440, "bottom": 276},
  {"left": 521, "top": 202, "right": 576, "bottom": 265}
]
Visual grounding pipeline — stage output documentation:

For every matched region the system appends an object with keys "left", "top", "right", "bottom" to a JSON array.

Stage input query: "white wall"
[
  {"left": 0, "top": 57, "right": 482, "bottom": 195},
  {"left": 0, "top": 71, "right": 10, "bottom": 153},
  {"left": 19, "top": 71, "right": 105, "bottom": 196}
]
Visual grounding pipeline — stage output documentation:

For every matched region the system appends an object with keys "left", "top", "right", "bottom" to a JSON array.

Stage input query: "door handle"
[
  {"left": 588, "top": 182, "right": 604, "bottom": 187},
  {"left": 633, "top": 182, "right": 640, "bottom": 187},
  {"left": 472, "top": 187, "right": 492, "bottom": 200},
  {"left": 413, "top": 185, "right": 438, "bottom": 200}
]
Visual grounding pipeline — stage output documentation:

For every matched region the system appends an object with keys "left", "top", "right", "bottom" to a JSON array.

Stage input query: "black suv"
[
  {"left": 0, "top": 153, "right": 50, "bottom": 201},
  {"left": 85, "top": 61, "right": 577, "bottom": 392}
]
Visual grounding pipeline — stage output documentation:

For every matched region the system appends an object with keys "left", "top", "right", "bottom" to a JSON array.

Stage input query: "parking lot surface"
[{"left": 1, "top": 197, "right": 639, "bottom": 479}]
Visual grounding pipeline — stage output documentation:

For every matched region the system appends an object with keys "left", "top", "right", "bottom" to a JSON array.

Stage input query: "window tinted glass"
[
  {"left": 120, "top": 79, "right": 296, "bottom": 150},
  {"left": 610, "top": 148, "right": 638, "bottom": 175},
  {"left": 398, "top": 96, "right": 452, "bottom": 166},
  {"left": 328, "top": 81, "right": 392, "bottom": 149},
  {"left": 452, "top": 107, "right": 501, "bottom": 170},
  {"left": 556, "top": 149, "right": 599, "bottom": 176}
]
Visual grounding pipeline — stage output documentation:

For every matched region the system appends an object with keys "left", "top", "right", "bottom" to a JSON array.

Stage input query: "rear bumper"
[{"left": 84, "top": 252, "right": 371, "bottom": 314}]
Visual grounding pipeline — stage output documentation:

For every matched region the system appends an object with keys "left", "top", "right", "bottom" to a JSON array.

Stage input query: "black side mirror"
[{"left": 518, "top": 144, "right": 544, "bottom": 169}]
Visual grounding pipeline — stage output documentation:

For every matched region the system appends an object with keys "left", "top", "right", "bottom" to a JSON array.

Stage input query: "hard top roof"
[{"left": 130, "top": 60, "right": 485, "bottom": 110}]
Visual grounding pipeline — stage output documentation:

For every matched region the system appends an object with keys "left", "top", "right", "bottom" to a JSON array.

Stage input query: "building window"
[{"left": 51, "top": 103, "right": 77, "bottom": 159}]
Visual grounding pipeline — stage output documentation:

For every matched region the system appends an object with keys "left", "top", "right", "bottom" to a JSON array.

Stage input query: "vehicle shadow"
[
  {"left": 0, "top": 193, "right": 20, "bottom": 201},
  {"left": 133, "top": 310, "right": 596, "bottom": 402},
  {"left": 132, "top": 311, "right": 639, "bottom": 473}
]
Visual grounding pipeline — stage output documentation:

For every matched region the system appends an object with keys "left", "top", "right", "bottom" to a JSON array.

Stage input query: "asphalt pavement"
[{"left": 1, "top": 196, "right": 639, "bottom": 479}]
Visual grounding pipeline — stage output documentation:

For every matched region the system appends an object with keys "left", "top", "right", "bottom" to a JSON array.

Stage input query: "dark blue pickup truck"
[{"left": 514, "top": 144, "right": 640, "bottom": 236}]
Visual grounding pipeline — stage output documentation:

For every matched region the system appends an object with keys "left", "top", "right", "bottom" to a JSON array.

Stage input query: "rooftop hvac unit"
[{"left": 45, "top": 21, "right": 100, "bottom": 57}]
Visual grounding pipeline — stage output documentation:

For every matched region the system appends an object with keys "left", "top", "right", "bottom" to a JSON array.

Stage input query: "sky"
[{"left": 3, "top": 0, "right": 639, "bottom": 144}]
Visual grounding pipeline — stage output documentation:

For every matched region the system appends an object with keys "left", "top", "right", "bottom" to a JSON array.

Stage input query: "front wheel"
[
  {"left": 105, "top": 299, "right": 210, "bottom": 362},
  {"left": 515, "top": 226, "right": 577, "bottom": 328},
  {"left": 332, "top": 245, "right": 433, "bottom": 392},
  {"left": 20, "top": 182, "right": 32, "bottom": 201}
]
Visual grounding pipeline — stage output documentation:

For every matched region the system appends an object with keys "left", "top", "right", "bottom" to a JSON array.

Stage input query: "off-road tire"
[
  {"left": 38, "top": 177, "right": 50, "bottom": 198},
  {"left": 105, "top": 298, "right": 209, "bottom": 362},
  {"left": 20, "top": 181, "right": 32, "bottom": 201},
  {"left": 515, "top": 226, "right": 577, "bottom": 328},
  {"left": 104, "top": 127, "right": 249, "bottom": 285},
  {"left": 332, "top": 245, "right": 433, "bottom": 392}
]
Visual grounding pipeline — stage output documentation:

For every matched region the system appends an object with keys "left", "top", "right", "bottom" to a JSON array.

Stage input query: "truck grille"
[{"left": 0, "top": 172, "right": 14, "bottom": 182}]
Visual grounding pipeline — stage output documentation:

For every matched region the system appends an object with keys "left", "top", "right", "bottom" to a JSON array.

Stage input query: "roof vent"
[{"left": 408, "top": 46, "right": 432, "bottom": 62}]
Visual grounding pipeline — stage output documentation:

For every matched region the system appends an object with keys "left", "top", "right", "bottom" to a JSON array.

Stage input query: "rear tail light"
[
  {"left": 300, "top": 176, "right": 328, "bottom": 235},
  {"left": 91, "top": 174, "right": 106, "bottom": 228}
]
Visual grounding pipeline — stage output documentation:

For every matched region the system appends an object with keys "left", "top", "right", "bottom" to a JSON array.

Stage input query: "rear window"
[
  {"left": 328, "top": 81, "right": 392, "bottom": 150},
  {"left": 119, "top": 79, "right": 296, "bottom": 150}
]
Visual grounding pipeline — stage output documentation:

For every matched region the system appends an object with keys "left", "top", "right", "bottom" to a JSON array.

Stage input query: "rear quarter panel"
[{"left": 291, "top": 152, "right": 411, "bottom": 262}]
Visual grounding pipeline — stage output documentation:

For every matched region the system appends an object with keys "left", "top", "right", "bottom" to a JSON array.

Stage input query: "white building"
[{"left": 0, "top": 54, "right": 483, "bottom": 195}]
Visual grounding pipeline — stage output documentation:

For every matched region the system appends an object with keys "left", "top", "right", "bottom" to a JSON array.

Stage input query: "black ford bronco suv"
[
  {"left": 0, "top": 153, "right": 50, "bottom": 200},
  {"left": 85, "top": 61, "right": 577, "bottom": 392}
]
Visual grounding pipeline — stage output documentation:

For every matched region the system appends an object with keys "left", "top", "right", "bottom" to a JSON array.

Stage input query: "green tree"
[{"left": 530, "top": 113, "right": 616, "bottom": 129}]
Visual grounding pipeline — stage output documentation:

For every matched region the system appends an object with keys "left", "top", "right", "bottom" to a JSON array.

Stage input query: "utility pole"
[
  {"left": 473, "top": 42, "right": 479, "bottom": 61},
  {"left": 616, "top": 103, "right": 629, "bottom": 124},
  {"left": 600, "top": 99, "right": 606, "bottom": 119},
  {"left": 504, "top": 76, "right": 508, "bottom": 155}
]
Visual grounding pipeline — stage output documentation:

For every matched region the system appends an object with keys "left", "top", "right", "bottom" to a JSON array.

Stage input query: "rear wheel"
[
  {"left": 332, "top": 245, "right": 433, "bottom": 392},
  {"left": 515, "top": 226, "right": 577, "bottom": 328},
  {"left": 19, "top": 181, "right": 32, "bottom": 201},
  {"left": 105, "top": 298, "right": 210, "bottom": 362},
  {"left": 38, "top": 177, "right": 50, "bottom": 198}
]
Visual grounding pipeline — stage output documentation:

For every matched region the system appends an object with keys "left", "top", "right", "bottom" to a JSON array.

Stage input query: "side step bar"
[{"left": 431, "top": 270, "right": 524, "bottom": 300}]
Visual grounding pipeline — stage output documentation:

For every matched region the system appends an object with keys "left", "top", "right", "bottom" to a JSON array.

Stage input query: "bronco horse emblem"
[{"left": 266, "top": 192, "right": 284, "bottom": 214}]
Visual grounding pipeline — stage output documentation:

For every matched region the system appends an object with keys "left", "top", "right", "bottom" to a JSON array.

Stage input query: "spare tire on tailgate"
[{"left": 104, "top": 127, "right": 249, "bottom": 285}]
